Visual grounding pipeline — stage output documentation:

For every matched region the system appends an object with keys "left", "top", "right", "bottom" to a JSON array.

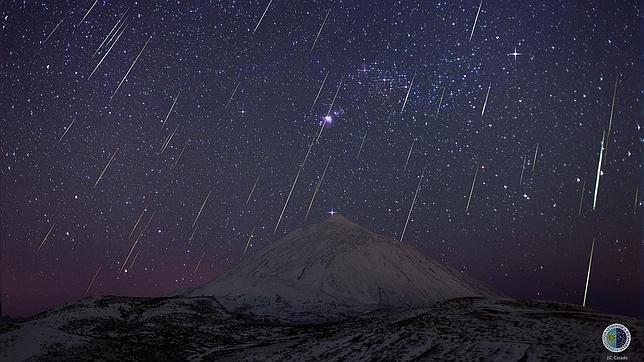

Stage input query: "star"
[{"left": 507, "top": 47, "right": 524, "bottom": 61}]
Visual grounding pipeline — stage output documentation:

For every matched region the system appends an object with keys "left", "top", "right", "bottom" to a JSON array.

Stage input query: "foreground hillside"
[{"left": 1, "top": 295, "right": 642, "bottom": 360}]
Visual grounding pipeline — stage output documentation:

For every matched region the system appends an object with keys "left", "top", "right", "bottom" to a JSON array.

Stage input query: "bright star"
[{"left": 507, "top": 47, "right": 523, "bottom": 61}]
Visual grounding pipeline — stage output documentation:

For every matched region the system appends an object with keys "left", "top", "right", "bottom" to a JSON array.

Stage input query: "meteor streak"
[
  {"left": 188, "top": 224, "right": 199, "bottom": 244},
  {"left": 93, "top": 147, "right": 119, "bottom": 189},
  {"left": 110, "top": 34, "right": 153, "bottom": 102},
  {"left": 356, "top": 131, "right": 367, "bottom": 159},
  {"left": 582, "top": 237, "right": 595, "bottom": 307},
  {"left": 194, "top": 251, "right": 206, "bottom": 274},
  {"left": 89, "top": 22, "right": 128, "bottom": 79},
  {"left": 77, "top": 0, "right": 99, "bottom": 26},
  {"left": 592, "top": 131, "right": 605, "bottom": 210},
  {"left": 481, "top": 83, "right": 491, "bottom": 116},
  {"left": 171, "top": 139, "right": 189, "bottom": 170},
  {"left": 274, "top": 167, "right": 302, "bottom": 234},
  {"left": 403, "top": 139, "right": 415, "bottom": 171},
  {"left": 243, "top": 227, "right": 255, "bottom": 256},
  {"left": 93, "top": 8, "right": 129, "bottom": 57},
  {"left": 246, "top": 174, "right": 261, "bottom": 205},
  {"left": 635, "top": 186, "right": 639, "bottom": 214},
  {"left": 85, "top": 264, "right": 102, "bottom": 294},
  {"left": 532, "top": 143, "right": 539, "bottom": 172},
  {"left": 310, "top": 9, "right": 330, "bottom": 53},
  {"left": 469, "top": 0, "right": 483, "bottom": 42},
  {"left": 327, "top": 76, "right": 344, "bottom": 117},
  {"left": 128, "top": 209, "right": 146, "bottom": 239},
  {"left": 58, "top": 118, "right": 76, "bottom": 143},
  {"left": 578, "top": 178, "right": 585, "bottom": 216},
  {"left": 160, "top": 124, "right": 179, "bottom": 154},
  {"left": 252, "top": 0, "right": 273, "bottom": 35},
  {"left": 400, "top": 70, "right": 416, "bottom": 114},
  {"left": 43, "top": 18, "right": 63, "bottom": 45},
  {"left": 193, "top": 191, "right": 212, "bottom": 228},
  {"left": 607, "top": 76, "right": 618, "bottom": 136},
  {"left": 465, "top": 162, "right": 479, "bottom": 213},
  {"left": 310, "top": 71, "right": 329, "bottom": 112},
  {"left": 435, "top": 87, "right": 445, "bottom": 120},
  {"left": 37, "top": 222, "right": 56, "bottom": 252},
  {"left": 305, "top": 156, "right": 332, "bottom": 221},
  {"left": 162, "top": 89, "right": 181, "bottom": 128},
  {"left": 519, "top": 154, "right": 527, "bottom": 185},
  {"left": 400, "top": 167, "right": 425, "bottom": 243},
  {"left": 225, "top": 82, "right": 241, "bottom": 110}
]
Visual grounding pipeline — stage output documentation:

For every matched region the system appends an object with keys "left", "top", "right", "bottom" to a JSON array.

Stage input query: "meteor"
[
  {"left": 192, "top": 191, "right": 212, "bottom": 229},
  {"left": 162, "top": 89, "right": 182, "bottom": 128},
  {"left": 110, "top": 34, "right": 153, "bottom": 102},
  {"left": 171, "top": 139, "right": 189, "bottom": 170},
  {"left": 435, "top": 87, "right": 445, "bottom": 120},
  {"left": 607, "top": 76, "right": 618, "bottom": 136},
  {"left": 194, "top": 251, "right": 206, "bottom": 274},
  {"left": 469, "top": 0, "right": 483, "bottom": 42},
  {"left": 188, "top": 224, "right": 199, "bottom": 244},
  {"left": 519, "top": 154, "right": 527, "bottom": 185},
  {"left": 252, "top": 0, "right": 273, "bottom": 35},
  {"left": 37, "top": 222, "right": 56, "bottom": 252},
  {"left": 225, "top": 82, "right": 241, "bottom": 110},
  {"left": 93, "top": 147, "right": 119, "bottom": 189},
  {"left": 246, "top": 174, "right": 261, "bottom": 205},
  {"left": 85, "top": 264, "right": 102, "bottom": 294},
  {"left": 400, "top": 167, "right": 426, "bottom": 243},
  {"left": 592, "top": 131, "right": 605, "bottom": 210},
  {"left": 310, "top": 71, "right": 329, "bottom": 112},
  {"left": 532, "top": 143, "right": 539, "bottom": 172},
  {"left": 578, "top": 178, "right": 585, "bottom": 216},
  {"left": 305, "top": 156, "right": 332, "bottom": 221},
  {"left": 89, "top": 23, "right": 128, "bottom": 79},
  {"left": 57, "top": 118, "right": 76, "bottom": 143},
  {"left": 274, "top": 166, "right": 303, "bottom": 234},
  {"left": 120, "top": 232, "right": 142, "bottom": 273},
  {"left": 635, "top": 186, "right": 639, "bottom": 214},
  {"left": 310, "top": 9, "right": 330, "bottom": 53},
  {"left": 327, "top": 76, "right": 344, "bottom": 117},
  {"left": 93, "top": 8, "right": 129, "bottom": 57},
  {"left": 160, "top": 124, "right": 179, "bottom": 154},
  {"left": 400, "top": 70, "right": 416, "bottom": 114},
  {"left": 356, "top": 131, "right": 367, "bottom": 159},
  {"left": 465, "top": 162, "right": 479, "bottom": 213},
  {"left": 403, "top": 139, "right": 415, "bottom": 171},
  {"left": 128, "top": 208, "right": 146, "bottom": 239},
  {"left": 77, "top": 0, "right": 99, "bottom": 26},
  {"left": 582, "top": 237, "right": 595, "bottom": 307},
  {"left": 481, "top": 83, "right": 491, "bottom": 116},
  {"left": 43, "top": 18, "right": 63, "bottom": 45},
  {"left": 243, "top": 227, "right": 255, "bottom": 256}
]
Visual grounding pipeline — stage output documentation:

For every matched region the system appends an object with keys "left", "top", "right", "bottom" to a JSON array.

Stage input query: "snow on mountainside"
[{"left": 185, "top": 214, "right": 500, "bottom": 319}]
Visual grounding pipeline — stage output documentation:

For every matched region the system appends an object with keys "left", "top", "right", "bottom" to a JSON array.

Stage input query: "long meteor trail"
[
  {"left": 532, "top": 143, "right": 539, "bottom": 172},
  {"left": 43, "top": 18, "right": 63, "bottom": 45},
  {"left": 93, "top": 8, "right": 129, "bottom": 57},
  {"left": 403, "top": 139, "right": 415, "bottom": 171},
  {"left": 246, "top": 174, "right": 261, "bottom": 205},
  {"left": 77, "top": 0, "right": 99, "bottom": 26},
  {"left": 481, "top": 83, "right": 491, "bottom": 116},
  {"left": 162, "top": 89, "right": 181, "bottom": 128},
  {"left": 466, "top": 162, "right": 479, "bottom": 213},
  {"left": 578, "top": 178, "right": 586, "bottom": 216},
  {"left": 305, "top": 156, "right": 332, "bottom": 221},
  {"left": 582, "top": 237, "right": 595, "bottom": 307},
  {"left": 243, "top": 227, "right": 255, "bottom": 256},
  {"left": 400, "top": 167, "right": 425, "bottom": 243},
  {"left": 310, "top": 71, "right": 329, "bottom": 112},
  {"left": 37, "top": 222, "right": 56, "bottom": 252},
  {"left": 93, "top": 147, "right": 119, "bottom": 189},
  {"left": 85, "top": 264, "right": 102, "bottom": 294},
  {"left": 400, "top": 70, "right": 416, "bottom": 114},
  {"left": 310, "top": 9, "right": 330, "bottom": 53},
  {"left": 592, "top": 131, "right": 605, "bottom": 210},
  {"left": 356, "top": 131, "right": 367, "bottom": 159},
  {"left": 89, "top": 23, "right": 128, "bottom": 79},
  {"left": 58, "top": 118, "right": 76, "bottom": 143},
  {"left": 193, "top": 191, "right": 212, "bottom": 228},
  {"left": 469, "top": 0, "right": 483, "bottom": 42},
  {"left": 252, "top": 0, "right": 273, "bottom": 35},
  {"left": 110, "top": 34, "right": 153, "bottom": 102},
  {"left": 225, "top": 82, "right": 241, "bottom": 110}
]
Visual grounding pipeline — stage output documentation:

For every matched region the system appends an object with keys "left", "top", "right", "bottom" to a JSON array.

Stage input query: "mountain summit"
[{"left": 186, "top": 215, "right": 500, "bottom": 319}]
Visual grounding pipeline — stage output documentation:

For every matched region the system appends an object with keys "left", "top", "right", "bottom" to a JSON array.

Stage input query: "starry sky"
[{"left": 1, "top": 0, "right": 641, "bottom": 319}]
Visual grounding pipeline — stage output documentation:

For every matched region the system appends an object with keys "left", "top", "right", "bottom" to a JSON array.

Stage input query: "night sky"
[{"left": 1, "top": 0, "right": 641, "bottom": 319}]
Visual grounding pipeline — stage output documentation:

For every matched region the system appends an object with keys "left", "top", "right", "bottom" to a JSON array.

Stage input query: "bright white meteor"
[
  {"left": 435, "top": 87, "right": 445, "bottom": 120},
  {"left": 193, "top": 191, "right": 212, "bottom": 229},
  {"left": 252, "top": 0, "right": 273, "bottom": 35},
  {"left": 93, "top": 147, "right": 119, "bottom": 189},
  {"left": 225, "top": 82, "right": 241, "bottom": 110},
  {"left": 403, "top": 139, "right": 415, "bottom": 171},
  {"left": 465, "top": 162, "right": 479, "bottom": 213},
  {"left": 310, "top": 9, "right": 330, "bottom": 53},
  {"left": 43, "top": 18, "right": 63, "bottom": 45},
  {"left": 356, "top": 131, "right": 367, "bottom": 159},
  {"left": 162, "top": 89, "right": 181, "bottom": 128},
  {"left": 400, "top": 70, "right": 416, "bottom": 114},
  {"left": 310, "top": 72, "right": 329, "bottom": 112},
  {"left": 469, "top": 0, "right": 483, "bottom": 42},
  {"left": 582, "top": 237, "right": 595, "bottom": 307},
  {"left": 89, "top": 23, "right": 128, "bottom": 79},
  {"left": 77, "top": 0, "right": 99, "bottom": 26},
  {"left": 481, "top": 83, "right": 491, "bottom": 116},
  {"left": 58, "top": 118, "right": 76, "bottom": 143},
  {"left": 110, "top": 34, "right": 153, "bottom": 102},
  {"left": 37, "top": 222, "right": 56, "bottom": 252},
  {"left": 592, "top": 131, "right": 605, "bottom": 210}
]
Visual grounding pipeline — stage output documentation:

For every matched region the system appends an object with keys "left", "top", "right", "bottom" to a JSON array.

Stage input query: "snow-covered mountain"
[{"left": 184, "top": 215, "right": 500, "bottom": 319}]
